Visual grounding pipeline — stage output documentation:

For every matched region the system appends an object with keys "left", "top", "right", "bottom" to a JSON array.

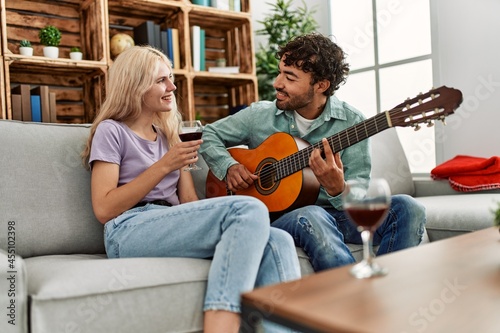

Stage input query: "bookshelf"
[{"left": 0, "top": 0, "right": 257, "bottom": 123}]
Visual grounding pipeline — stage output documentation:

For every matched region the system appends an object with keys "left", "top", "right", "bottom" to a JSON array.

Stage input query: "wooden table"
[{"left": 241, "top": 227, "right": 500, "bottom": 333}]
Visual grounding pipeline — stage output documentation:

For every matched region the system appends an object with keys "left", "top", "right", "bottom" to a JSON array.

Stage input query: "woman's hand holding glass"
[{"left": 179, "top": 120, "right": 203, "bottom": 171}]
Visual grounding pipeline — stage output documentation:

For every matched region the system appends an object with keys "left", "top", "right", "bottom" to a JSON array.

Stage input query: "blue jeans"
[
  {"left": 104, "top": 196, "right": 301, "bottom": 320},
  {"left": 272, "top": 194, "right": 426, "bottom": 272}
]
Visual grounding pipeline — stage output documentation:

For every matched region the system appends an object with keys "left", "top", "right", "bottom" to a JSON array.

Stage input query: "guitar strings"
[
  {"left": 256, "top": 115, "right": 387, "bottom": 183},
  {"left": 255, "top": 112, "right": 391, "bottom": 185}
]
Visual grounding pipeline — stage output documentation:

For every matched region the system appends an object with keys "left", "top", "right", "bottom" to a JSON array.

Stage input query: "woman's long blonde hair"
[{"left": 81, "top": 45, "right": 181, "bottom": 169}]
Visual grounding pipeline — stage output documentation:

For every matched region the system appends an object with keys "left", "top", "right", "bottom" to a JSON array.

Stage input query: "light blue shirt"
[{"left": 200, "top": 96, "right": 371, "bottom": 210}]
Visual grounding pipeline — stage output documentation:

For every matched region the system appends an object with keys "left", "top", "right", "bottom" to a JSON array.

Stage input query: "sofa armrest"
[
  {"left": 413, "top": 175, "right": 500, "bottom": 197},
  {"left": 0, "top": 248, "right": 28, "bottom": 333},
  {"left": 413, "top": 176, "right": 459, "bottom": 197}
]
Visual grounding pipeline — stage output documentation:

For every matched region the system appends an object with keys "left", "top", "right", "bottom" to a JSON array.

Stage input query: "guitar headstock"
[{"left": 388, "top": 86, "right": 463, "bottom": 129}]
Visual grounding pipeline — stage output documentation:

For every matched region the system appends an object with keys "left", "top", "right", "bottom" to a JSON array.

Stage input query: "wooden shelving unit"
[{"left": 0, "top": 0, "right": 257, "bottom": 123}]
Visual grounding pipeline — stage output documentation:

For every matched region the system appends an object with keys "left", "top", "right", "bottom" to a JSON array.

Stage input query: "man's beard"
[{"left": 275, "top": 86, "right": 315, "bottom": 111}]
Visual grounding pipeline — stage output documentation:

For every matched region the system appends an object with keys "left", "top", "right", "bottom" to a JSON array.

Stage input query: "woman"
[{"left": 81, "top": 46, "right": 300, "bottom": 332}]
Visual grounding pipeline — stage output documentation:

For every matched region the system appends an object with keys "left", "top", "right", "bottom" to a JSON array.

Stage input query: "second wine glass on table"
[
  {"left": 179, "top": 120, "right": 203, "bottom": 171},
  {"left": 343, "top": 178, "right": 391, "bottom": 279}
]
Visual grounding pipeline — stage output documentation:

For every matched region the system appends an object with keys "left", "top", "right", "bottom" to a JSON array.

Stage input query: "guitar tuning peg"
[
  {"left": 427, "top": 120, "right": 434, "bottom": 127},
  {"left": 440, "top": 117, "right": 447, "bottom": 126},
  {"left": 418, "top": 98, "right": 423, "bottom": 105},
  {"left": 413, "top": 124, "right": 421, "bottom": 131}
]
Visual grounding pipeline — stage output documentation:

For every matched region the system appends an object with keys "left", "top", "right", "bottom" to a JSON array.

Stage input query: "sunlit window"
[{"left": 329, "top": 0, "right": 433, "bottom": 173}]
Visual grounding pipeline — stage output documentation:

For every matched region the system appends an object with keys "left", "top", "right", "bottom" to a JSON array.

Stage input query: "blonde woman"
[{"left": 81, "top": 46, "right": 300, "bottom": 333}]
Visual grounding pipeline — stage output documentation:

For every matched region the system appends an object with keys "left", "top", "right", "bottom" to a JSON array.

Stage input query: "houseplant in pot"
[
  {"left": 39, "top": 25, "right": 61, "bottom": 59},
  {"left": 19, "top": 39, "right": 33, "bottom": 56},
  {"left": 69, "top": 47, "right": 83, "bottom": 60},
  {"left": 255, "top": 0, "right": 318, "bottom": 100}
]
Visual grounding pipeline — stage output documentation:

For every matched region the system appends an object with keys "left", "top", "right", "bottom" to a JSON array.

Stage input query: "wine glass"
[
  {"left": 342, "top": 178, "right": 391, "bottom": 278},
  {"left": 179, "top": 120, "right": 203, "bottom": 171}
]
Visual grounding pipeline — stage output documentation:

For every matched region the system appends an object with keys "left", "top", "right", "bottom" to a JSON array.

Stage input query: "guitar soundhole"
[{"left": 255, "top": 158, "right": 279, "bottom": 196}]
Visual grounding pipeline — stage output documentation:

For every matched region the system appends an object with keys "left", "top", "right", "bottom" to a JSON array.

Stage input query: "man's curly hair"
[{"left": 277, "top": 33, "right": 349, "bottom": 96}]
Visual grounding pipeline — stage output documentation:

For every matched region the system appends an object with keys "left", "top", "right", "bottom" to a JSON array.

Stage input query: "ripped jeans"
[{"left": 272, "top": 194, "right": 426, "bottom": 271}]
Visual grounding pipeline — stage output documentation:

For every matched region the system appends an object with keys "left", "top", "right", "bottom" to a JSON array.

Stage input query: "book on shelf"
[
  {"left": 134, "top": 20, "right": 161, "bottom": 50},
  {"left": 160, "top": 28, "right": 180, "bottom": 69},
  {"left": 171, "top": 28, "right": 181, "bottom": 70},
  {"left": 11, "top": 84, "right": 31, "bottom": 121},
  {"left": 233, "top": 0, "right": 241, "bottom": 11},
  {"left": 160, "top": 30, "right": 169, "bottom": 57},
  {"left": 191, "top": 0, "right": 210, "bottom": 5},
  {"left": 212, "top": 0, "right": 240, "bottom": 11},
  {"left": 49, "top": 92, "right": 57, "bottom": 123},
  {"left": 11, "top": 94, "right": 22, "bottom": 121},
  {"left": 30, "top": 94, "right": 42, "bottom": 122},
  {"left": 191, "top": 25, "right": 201, "bottom": 71},
  {"left": 31, "top": 86, "right": 51, "bottom": 122},
  {"left": 154, "top": 23, "right": 161, "bottom": 50},
  {"left": 208, "top": 66, "right": 240, "bottom": 74},
  {"left": 200, "top": 28, "right": 206, "bottom": 71},
  {"left": 211, "top": 0, "right": 230, "bottom": 10}
]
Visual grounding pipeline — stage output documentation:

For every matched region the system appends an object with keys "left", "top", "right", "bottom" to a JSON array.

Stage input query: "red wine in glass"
[
  {"left": 345, "top": 203, "right": 389, "bottom": 231},
  {"left": 179, "top": 120, "right": 203, "bottom": 171},
  {"left": 179, "top": 132, "right": 202, "bottom": 142},
  {"left": 343, "top": 178, "right": 391, "bottom": 278}
]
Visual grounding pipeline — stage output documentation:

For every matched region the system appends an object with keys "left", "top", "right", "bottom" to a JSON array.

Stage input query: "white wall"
[{"left": 431, "top": 0, "right": 500, "bottom": 163}]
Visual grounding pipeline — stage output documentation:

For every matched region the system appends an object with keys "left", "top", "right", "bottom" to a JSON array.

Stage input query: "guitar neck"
[{"left": 275, "top": 111, "right": 392, "bottom": 180}]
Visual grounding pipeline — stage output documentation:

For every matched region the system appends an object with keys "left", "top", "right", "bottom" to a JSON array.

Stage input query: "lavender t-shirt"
[{"left": 89, "top": 119, "right": 180, "bottom": 205}]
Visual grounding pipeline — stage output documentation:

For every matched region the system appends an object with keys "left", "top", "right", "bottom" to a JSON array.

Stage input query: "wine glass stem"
[{"left": 361, "top": 229, "right": 374, "bottom": 265}]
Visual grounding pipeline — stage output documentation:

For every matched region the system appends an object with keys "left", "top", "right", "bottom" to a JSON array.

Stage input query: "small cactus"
[{"left": 20, "top": 39, "right": 32, "bottom": 48}]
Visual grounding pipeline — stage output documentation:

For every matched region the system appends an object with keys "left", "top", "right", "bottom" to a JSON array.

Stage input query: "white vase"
[
  {"left": 69, "top": 52, "right": 83, "bottom": 61},
  {"left": 43, "top": 46, "right": 59, "bottom": 59},
  {"left": 19, "top": 47, "right": 33, "bottom": 56}
]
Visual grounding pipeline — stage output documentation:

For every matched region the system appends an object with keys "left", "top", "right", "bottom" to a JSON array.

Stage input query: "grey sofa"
[{"left": 1, "top": 120, "right": 498, "bottom": 333}]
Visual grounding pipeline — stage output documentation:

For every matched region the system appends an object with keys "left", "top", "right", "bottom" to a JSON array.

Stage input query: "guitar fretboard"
[{"left": 274, "top": 111, "right": 391, "bottom": 180}]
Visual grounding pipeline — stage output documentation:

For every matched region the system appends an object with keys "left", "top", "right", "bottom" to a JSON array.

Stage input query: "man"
[{"left": 199, "top": 33, "right": 426, "bottom": 272}]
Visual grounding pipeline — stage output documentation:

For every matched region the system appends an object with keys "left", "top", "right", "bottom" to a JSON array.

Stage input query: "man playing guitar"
[{"left": 200, "top": 33, "right": 427, "bottom": 272}]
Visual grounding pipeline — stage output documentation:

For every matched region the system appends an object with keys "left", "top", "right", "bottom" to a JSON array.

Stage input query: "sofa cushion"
[
  {"left": 26, "top": 254, "right": 209, "bottom": 333},
  {"left": 415, "top": 193, "right": 498, "bottom": 241},
  {"left": 370, "top": 128, "right": 415, "bottom": 196},
  {"left": 26, "top": 253, "right": 315, "bottom": 333},
  {"left": 0, "top": 120, "right": 104, "bottom": 258}
]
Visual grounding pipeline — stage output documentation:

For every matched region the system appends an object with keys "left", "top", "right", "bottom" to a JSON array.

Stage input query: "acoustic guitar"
[{"left": 205, "top": 86, "right": 463, "bottom": 215}]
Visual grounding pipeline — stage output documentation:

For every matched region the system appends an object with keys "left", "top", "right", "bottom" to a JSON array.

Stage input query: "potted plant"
[
  {"left": 69, "top": 46, "right": 83, "bottom": 60},
  {"left": 255, "top": 0, "right": 318, "bottom": 100},
  {"left": 19, "top": 39, "right": 33, "bottom": 56},
  {"left": 39, "top": 25, "right": 61, "bottom": 59}
]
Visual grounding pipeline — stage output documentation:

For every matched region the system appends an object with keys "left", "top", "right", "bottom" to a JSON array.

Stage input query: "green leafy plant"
[
  {"left": 493, "top": 202, "right": 500, "bottom": 228},
  {"left": 70, "top": 47, "right": 81, "bottom": 53},
  {"left": 38, "top": 25, "right": 61, "bottom": 47},
  {"left": 20, "top": 39, "right": 32, "bottom": 48},
  {"left": 255, "top": 0, "right": 318, "bottom": 101}
]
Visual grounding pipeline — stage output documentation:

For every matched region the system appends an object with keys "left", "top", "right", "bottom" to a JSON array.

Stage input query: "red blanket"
[{"left": 431, "top": 155, "right": 500, "bottom": 192}]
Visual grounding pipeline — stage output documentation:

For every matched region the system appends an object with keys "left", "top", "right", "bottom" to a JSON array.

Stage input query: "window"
[{"left": 328, "top": 0, "right": 433, "bottom": 173}]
